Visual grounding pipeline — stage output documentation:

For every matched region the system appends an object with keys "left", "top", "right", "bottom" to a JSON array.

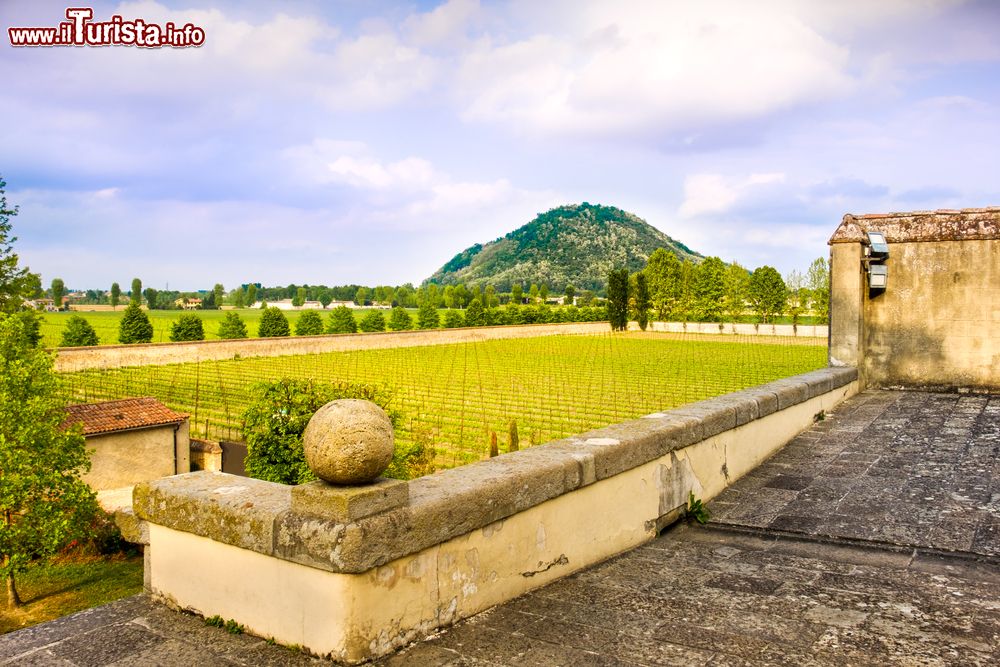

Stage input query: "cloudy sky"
[{"left": 2, "top": 0, "right": 999, "bottom": 290}]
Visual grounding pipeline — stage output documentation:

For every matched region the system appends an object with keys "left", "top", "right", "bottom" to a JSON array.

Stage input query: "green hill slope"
[{"left": 426, "top": 203, "right": 702, "bottom": 291}]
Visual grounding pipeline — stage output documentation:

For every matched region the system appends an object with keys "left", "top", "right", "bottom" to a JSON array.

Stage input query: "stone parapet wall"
[
  {"left": 635, "top": 321, "right": 828, "bottom": 337},
  {"left": 132, "top": 366, "right": 857, "bottom": 662}
]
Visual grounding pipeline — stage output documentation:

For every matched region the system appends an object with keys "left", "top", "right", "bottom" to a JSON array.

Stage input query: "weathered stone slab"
[
  {"left": 291, "top": 477, "right": 409, "bottom": 523},
  {"left": 133, "top": 472, "right": 290, "bottom": 555}
]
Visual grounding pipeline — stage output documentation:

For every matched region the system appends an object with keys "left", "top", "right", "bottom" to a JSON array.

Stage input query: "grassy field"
[
  {"left": 0, "top": 555, "right": 143, "bottom": 634},
  {"left": 61, "top": 332, "right": 827, "bottom": 471},
  {"left": 39, "top": 308, "right": 411, "bottom": 347}
]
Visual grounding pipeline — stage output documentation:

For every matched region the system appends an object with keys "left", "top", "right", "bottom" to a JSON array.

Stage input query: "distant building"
[
  {"left": 175, "top": 297, "right": 202, "bottom": 309},
  {"left": 251, "top": 299, "right": 328, "bottom": 310},
  {"left": 63, "top": 397, "right": 190, "bottom": 509}
]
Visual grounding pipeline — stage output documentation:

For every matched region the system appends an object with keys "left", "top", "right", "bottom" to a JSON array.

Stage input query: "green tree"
[
  {"left": 1, "top": 314, "right": 99, "bottom": 607},
  {"left": 327, "top": 306, "right": 358, "bottom": 334},
  {"left": 644, "top": 249, "right": 682, "bottom": 320},
  {"left": 258, "top": 307, "right": 291, "bottom": 337},
  {"left": 442, "top": 310, "right": 464, "bottom": 328},
  {"left": 359, "top": 310, "right": 386, "bottom": 332},
  {"left": 59, "top": 315, "right": 99, "bottom": 347},
  {"left": 118, "top": 301, "right": 153, "bottom": 343},
  {"left": 417, "top": 301, "right": 440, "bottom": 329},
  {"left": 465, "top": 298, "right": 485, "bottom": 326},
  {"left": 511, "top": 283, "right": 523, "bottom": 304},
  {"left": 130, "top": 278, "right": 142, "bottom": 305},
  {"left": 214, "top": 284, "right": 225, "bottom": 309},
  {"left": 0, "top": 177, "right": 37, "bottom": 314},
  {"left": 355, "top": 287, "right": 369, "bottom": 306},
  {"left": 292, "top": 287, "right": 306, "bottom": 308},
  {"left": 606, "top": 268, "right": 629, "bottom": 331},
  {"left": 634, "top": 273, "right": 651, "bottom": 331},
  {"left": 317, "top": 288, "right": 332, "bottom": 309},
  {"left": 564, "top": 283, "right": 575, "bottom": 305},
  {"left": 217, "top": 311, "right": 248, "bottom": 339},
  {"left": 747, "top": 266, "right": 787, "bottom": 324},
  {"left": 529, "top": 284, "right": 539, "bottom": 303},
  {"left": 110, "top": 282, "right": 121, "bottom": 310},
  {"left": 577, "top": 289, "right": 595, "bottom": 307},
  {"left": 539, "top": 284, "right": 549, "bottom": 302},
  {"left": 50, "top": 278, "right": 65, "bottom": 311},
  {"left": 785, "top": 269, "right": 806, "bottom": 328},
  {"left": 484, "top": 284, "right": 499, "bottom": 308},
  {"left": 388, "top": 306, "right": 413, "bottom": 331},
  {"left": 295, "top": 309, "right": 324, "bottom": 336},
  {"left": 692, "top": 256, "right": 726, "bottom": 322},
  {"left": 722, "top": 261, "right": 750, "bottom": 322},
  {"left": 242, "top": 379, "right": 394, "bottom": 485},
  {"left": 443, "top": 285, "right": 456, "bottom": 309},
  {"left": 807, "top": 257, "right": 830, "bottom": 323},
  {"left": 246, "top": 283, "right": 257, "bottom": 306},
  {"left": 143, "top": 287, "right": 158, "bottom": 310},
  {"left": 454, "top": 284, "right": 469, "bottom": 308},
  {"left": 169, "top": 313, "right": 205, "bottom": 341},
  {"left": 231, "top": 288, "right": 246, "bottom": 309}
]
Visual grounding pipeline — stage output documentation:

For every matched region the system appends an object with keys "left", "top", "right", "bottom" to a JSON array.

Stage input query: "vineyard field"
[{"left": 60, "top": 332, "right": 827, "bottom": 472}]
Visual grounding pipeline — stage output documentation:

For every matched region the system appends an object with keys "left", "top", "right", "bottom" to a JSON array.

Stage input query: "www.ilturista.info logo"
[{"left": 8, "top": 7, "right": 205, "bottom": 48}]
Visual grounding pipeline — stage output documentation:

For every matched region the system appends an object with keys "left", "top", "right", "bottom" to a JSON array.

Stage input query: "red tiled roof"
[{"left": 64, "top": 397, "right": 188, "bottom": 435}]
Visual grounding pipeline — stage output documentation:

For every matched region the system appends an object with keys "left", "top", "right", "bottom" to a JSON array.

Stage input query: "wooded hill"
[{"left": 426, "top": 203, "right": 702, "bottom": 291}]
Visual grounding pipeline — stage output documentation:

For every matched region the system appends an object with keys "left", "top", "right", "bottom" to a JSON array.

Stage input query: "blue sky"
[{"left": 2, "top": 0, "right": 999, "bottom": 290}]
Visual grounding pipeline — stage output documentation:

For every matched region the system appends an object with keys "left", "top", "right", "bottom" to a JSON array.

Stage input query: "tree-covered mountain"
[{"left": 426, "top": 203, "right": 702, "bottom": 292}]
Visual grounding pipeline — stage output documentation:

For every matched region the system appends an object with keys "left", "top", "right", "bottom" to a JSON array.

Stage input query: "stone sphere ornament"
[{"left": 303, "top": 399, "right": 395, "bottom": 484}]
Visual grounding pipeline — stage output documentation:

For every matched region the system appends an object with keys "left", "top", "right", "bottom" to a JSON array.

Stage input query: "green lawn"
[
  {"left": 0, "top": 555, "right": 143, "bottom": 634},
  {"left": 39, "top": 308, "right": 409, "bottom": 347},
  {"left": 61, "top": 332, "right": 827, "bottom": 471}
]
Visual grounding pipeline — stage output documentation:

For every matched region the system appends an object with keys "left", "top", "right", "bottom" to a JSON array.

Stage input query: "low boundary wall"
[
  {"left": 56, "top": 321, "right": 828, "bottom": 373},
  {"left": 128, "top": 366, "right": 857, "bottom": 663}
]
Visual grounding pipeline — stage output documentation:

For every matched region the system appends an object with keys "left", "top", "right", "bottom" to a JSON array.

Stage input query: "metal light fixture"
[{"left": 863, "top": 230, "right": 889, "bottom": 295}]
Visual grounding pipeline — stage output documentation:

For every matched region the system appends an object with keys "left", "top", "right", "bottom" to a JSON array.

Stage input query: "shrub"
[
  {"left": 358, "top": 310, "right": 386, "bottom": 332},
  {"left": 169, "top": 313, "right": 204, "bottom": 342},
  {"left": 442, "top": 310, "right": 464, "bottom": 328},
  {"left": 257, "top": 307, "right": 290, "bottom": 337},
  {"left": 327, "top": 306, "right": 358, "bottom": 334},
  {"left": 217, "top": 311, "right": 248, "bottom": 339},
  {"left": 118, "top": 302, "right": 153, "bottom": 343},
  {"left": 388, "top": 306, "right": 413, "bottom": 331},
  {"left": 295, "top": 310, "right": 324, "bottom": 336},
  {"left": 59, "top": 315, "right": 99, "bottom": 347},
  {"left": 242, "top": 378, "right": 397, "bottom": 485},
  {"left": 465, "top": 298, "right": 485, "bottom": 326},
  {"left": 417, "top": 302, "right": 440, "bottom": 329}
]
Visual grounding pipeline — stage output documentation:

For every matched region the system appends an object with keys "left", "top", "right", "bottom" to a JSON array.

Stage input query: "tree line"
[{"left": 606, "top": 250, "right": 830, "bottom": 331}]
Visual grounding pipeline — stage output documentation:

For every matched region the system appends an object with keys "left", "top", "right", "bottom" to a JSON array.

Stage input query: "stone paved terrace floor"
[{"left": 2, "top": 390, "right": 998, "bottom": 666}]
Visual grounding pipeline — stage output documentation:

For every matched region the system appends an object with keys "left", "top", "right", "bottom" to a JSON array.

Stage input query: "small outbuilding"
[{"left": 64, "top": 397, "right": 191, "bottom": 507}]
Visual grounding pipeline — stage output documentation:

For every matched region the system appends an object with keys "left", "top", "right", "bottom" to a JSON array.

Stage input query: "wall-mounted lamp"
[{"left": 863, "top": 230, "right": 889, "bottom": 296}]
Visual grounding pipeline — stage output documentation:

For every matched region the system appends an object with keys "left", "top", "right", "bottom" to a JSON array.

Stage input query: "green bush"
[
  {"left": 117, "top": 302, "right": 153, "bottom": 343},
  {"left": 257, "top": 307, "right": 290, "bottom": 337},
  {"left": 358, "top": 310, "right": 386, "bottom": 332},
  {"left": 242, "top": 378, "right": 396, "bottom": 485},
  {"left": 464, "top": 298, "right": 485, "bottom": 326},
  {"left": 442, "top": 310, "right": 464, "bottom": 328},
  {"left": 217, "top": 311, "right": 248, "bottom": 339},
  {"left": 417, "top": 302, "right": 440, "bottom": 330},
  {"left": 59, "top": 315, "right": 99, "bottom": 347},
  {"left": 295, "top": 310, "right": 324, "bottom": 336},
  {"left": 388, "top": 306, "right": 413, "bottom": 331},
  {"left": 169, "top": 313, "right": 204, "bottom": 342},
  {"left": 327, "top": 306, "right": 358, "bottom": 334}
]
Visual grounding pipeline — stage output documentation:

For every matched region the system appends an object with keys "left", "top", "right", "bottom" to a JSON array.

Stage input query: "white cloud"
[
  {"left": 453, "top": 0, "right": 855, "bottom": 137},
  {"left": 679, "top": 172, "right": 786, "bottom": 218}
]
